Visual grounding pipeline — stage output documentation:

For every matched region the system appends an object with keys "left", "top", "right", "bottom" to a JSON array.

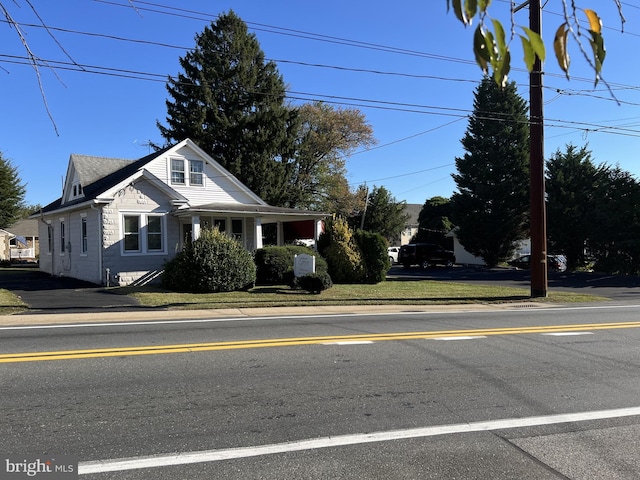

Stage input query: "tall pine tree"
[
  {"left": 0, "top": 152, "right": 26, "bottom": 229},
  {"left": 451, "top": 77, "right": 530, "bottom": 266},
  {"left": 546, "top": 144, "right": 604, "bottom": 271},
  {"left": 157, "top": 11, "right": 296, "bottom": 205}
]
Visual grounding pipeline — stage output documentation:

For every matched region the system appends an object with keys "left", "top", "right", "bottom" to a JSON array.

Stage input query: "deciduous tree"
[
  {"left": 446, "top": 1, "right": 624, "bottom": 89},
  {"left": 286, "top": 102, "right": 376, "bottom": 211}
]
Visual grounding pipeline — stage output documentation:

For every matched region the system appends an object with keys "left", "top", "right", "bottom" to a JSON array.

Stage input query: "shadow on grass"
[{"left": 148, "top": 295, "right": 536, "bottom": 310}]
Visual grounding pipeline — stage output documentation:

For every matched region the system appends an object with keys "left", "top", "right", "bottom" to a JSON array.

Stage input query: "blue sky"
[{"left": 2, "top": 1, "right": 639, "bottom": 209}]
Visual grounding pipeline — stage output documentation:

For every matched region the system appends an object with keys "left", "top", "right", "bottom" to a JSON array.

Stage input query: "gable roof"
[
  {"left": 40, "top": 143, "right": 175, "bottom": 214},
  {"left": 7, "top": 218, "right": 39, "bottom": 237},
  {"left": 36, "top": 139, "right": 329, "bottom": 221}
]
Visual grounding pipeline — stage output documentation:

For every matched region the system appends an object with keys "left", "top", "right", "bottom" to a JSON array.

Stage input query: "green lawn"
[
  {"left": 0, "top": 269, "right": 607, "bottom": 315},
  {"left": 0, "top": 288, "right": 27, "bottom": 315},
  {"left": 123, "top": 279, "right": 606, "bottom": 310}
]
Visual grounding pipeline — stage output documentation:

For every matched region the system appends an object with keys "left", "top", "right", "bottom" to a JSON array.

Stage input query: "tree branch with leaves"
[{"left": 446, "top": 0, "right": 624, "bottom": 90}]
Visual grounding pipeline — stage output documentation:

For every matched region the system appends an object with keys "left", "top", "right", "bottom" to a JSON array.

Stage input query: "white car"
[{"left": 387, "top": 246, "right": 400, "bottom": 264}]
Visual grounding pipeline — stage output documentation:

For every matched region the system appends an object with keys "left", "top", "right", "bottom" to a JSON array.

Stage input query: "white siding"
[{"left": 144, "top": 145, "right": 260, "bottom": 206}]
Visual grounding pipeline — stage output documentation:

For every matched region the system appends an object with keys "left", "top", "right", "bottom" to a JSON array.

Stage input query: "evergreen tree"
[
  {"left": 0, "top": 152, "right": 26, "bottom": 229},
  {"left": 413, "top": 196, "right": 453, "bottom": 246},
  {"left": 352, "top": 185, "right": 408, "bottom": 243},
  {"left": 590, "top": 166, "right": 640, "bottom": 275},
  {"left": 546, "top": 144, "right": 604, "bottom": 271},
  {"left": 157, "top": 11, "right": 297, "bottom": 205},
  {"left": 450, "top": 77, "right": 530, "bottom": 266}
]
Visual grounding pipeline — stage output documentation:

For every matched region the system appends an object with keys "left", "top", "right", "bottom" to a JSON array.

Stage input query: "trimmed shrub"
[
  {"left": 319, "top": 218, "right": 391, "bottom": 284},
  {"left": 255, "top": 245, "right": 328, "bottom": 285},
  {"left": 354, "top": 229, "right": 391, "bottom": 283},
  {"left": 162, "top": 228, "right": 256, "bottom": 293},
  {"left": 255, "top": 246, "right": 292, "bottom": 285},
  {"left": 297, "top": 271, "right": 333, "bottom": 294},
  {"left": 319, "top": 217, "right": 365, "bottom": 284}
]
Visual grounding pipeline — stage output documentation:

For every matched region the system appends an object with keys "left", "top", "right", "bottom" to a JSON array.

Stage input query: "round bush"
[
  {"left": 255, "top": 245, "right": 328, "bottom": 285},
  {"left": 162, "top": 228, "right": 256, "bottom": 293},
  {"left": 297, "top": 272, "right": 333, "bottom": 294}
]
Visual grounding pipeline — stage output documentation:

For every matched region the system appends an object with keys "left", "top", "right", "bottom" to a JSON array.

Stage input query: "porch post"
[
  {"left": 192, "top": 215, "right": 201, "bottom": 240},
  {"left": 254, "top": 217, "right": 263, "bottom": 249},
  {"left": 276, "top": 221, "right": 282, "bottom": 246}
]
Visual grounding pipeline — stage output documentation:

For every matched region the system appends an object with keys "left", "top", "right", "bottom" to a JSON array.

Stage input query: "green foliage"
[
  {"left": 319, "top": 218, "right": 389, "bottom": 284},
  {"left": 447, "top": 1, "right": 618, "bottom": 88},
  {"left": 0, "top": 153, "right": 26, "bottom": 229},
  {"left": 319, "top": 217, "right": 365, "bottom": 284},
  {"left": 255, "top": 245, "right": 327, "bottom": 285},
  {"left": 413, "top": 196, "right": 454, "bottom": 245},
  {"left": 157, "top": 10, "right": 297, "bottom": 206},
  {"left": 284, "top": 102, "right": 376, "bottom": 211},
  {"left": 297, "top": 272, "right": 333, "bottom": 294},
  {"left": 546, "top": 146, "right": 640, "bottom": 275},
  {"left": 546, "top": 144, "right": 604, "bottom": 271},
  {"left": 354, "top": 229, "right": 390, "bottom": 284},
  {"left": 350, "top": 185, "right": 408, "bottom": 243},
  {"left": 451, "top": 77, "right": 530, "bottom": 267},
  {"left": 590, "top": 166, "right": 640, "bottom": 275},
  {"left": 162, "top": 228, "right": 256, "bottom": 293}
]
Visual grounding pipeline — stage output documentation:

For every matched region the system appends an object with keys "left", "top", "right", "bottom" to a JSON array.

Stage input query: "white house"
[
  {"left": 446, "top": 228, "right": 531, "bottom": 265},
  {"left": 34, "top": 139, "right": 328, "bottom": 286}
]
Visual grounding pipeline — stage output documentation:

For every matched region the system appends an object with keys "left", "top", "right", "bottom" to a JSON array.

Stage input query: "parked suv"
[
  {"left": 399, "top": 243, "right": 456, "bottom": 269},
  {"left": 387, "top": 246, "right": 400, "bottom": 264}
]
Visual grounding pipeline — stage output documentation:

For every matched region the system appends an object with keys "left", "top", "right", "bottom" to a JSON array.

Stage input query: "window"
[
  {"left": 171, "top": 159, "right": 185, "bottom": 184},
  {"left": 124, "top": 215, "right": 140, "bottom": 252},
  {"left": 81, "top": 217, "right": 88, "bottom": 254},
  {"left": 60, "top": 220, "right": 65, "bottom": 254},
  {"left": 213, "top": 219, "right": 226, "bottom": 232},
  {"left": 147, "top": 216, "right": 163, "bottom": 251},
  {"left": 122, "top": 214, "right": 165, "bottom": 254},
  {"left": 190, "top": 160, "right": 204, "bottom": 186},
  {"left": 232, "top": 219, "right": 243, "bottom": 242},
  {"left": 47, "top": 225, "right": 52, "bottom": 254}
]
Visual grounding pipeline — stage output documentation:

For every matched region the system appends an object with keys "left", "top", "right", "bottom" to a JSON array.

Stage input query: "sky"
[{"left": 1, "top": 1, "right": 639, "bottom": 209}]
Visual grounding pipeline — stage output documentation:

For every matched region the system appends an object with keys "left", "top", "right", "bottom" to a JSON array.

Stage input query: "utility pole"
[{"left": 528, "top": 0, "right": 548, "bottom": 297}]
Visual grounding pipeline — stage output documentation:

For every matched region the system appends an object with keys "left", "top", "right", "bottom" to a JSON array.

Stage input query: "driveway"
[{"left": 0, "top": 267, "right": 146, "bottom": 314}]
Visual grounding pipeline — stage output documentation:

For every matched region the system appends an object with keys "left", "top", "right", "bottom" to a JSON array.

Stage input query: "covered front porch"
[{"left": 172, "top": 204, "right": 328, "bottom": 251}]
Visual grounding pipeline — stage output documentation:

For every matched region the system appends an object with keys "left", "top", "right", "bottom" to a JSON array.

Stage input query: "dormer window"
[{"left": 71, "top": 183, "right": 83, "bottom": 199}]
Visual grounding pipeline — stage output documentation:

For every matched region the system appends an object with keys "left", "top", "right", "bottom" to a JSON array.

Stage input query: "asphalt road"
[
  {"left": 4, "top": 265, "right": 640, "bottom": 314},
  {"left": 3, "top": 306, "right": 640, "bottom": 478}
]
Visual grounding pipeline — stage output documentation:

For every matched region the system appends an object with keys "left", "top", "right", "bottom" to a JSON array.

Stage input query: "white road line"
[
  {"left": 78, "top": 406, "right": 640, "bottom": 475},
  {"left": 542, "top": 332, "right": 594, "bottom": 336},
  {"left": 433, "top": 336, "right": 487, "bottom": 341}
]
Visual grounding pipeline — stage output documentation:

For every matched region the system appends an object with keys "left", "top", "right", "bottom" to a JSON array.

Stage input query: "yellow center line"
[{"left": 2, "top": 321, "right": 640, "bottom": 363}]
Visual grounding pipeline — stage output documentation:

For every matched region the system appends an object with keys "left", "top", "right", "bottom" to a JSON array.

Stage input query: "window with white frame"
[
  {"left": 171, "top": 159, "right": 185, "bottom": 185},
  {"left": 147, "top": 215, "right": 163, "bottom": 251},
  {"left": 190, "top": 160, "right": 204, "bottom": 186},
  {"left": 122, "top": 214, "right": 165, "bottom": 254},
  {"left": 81, "top": 216, "right": 88, "bottom": 254},
  {"left": 123, "top": 215, "right": 140, "bottom": 252}
]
